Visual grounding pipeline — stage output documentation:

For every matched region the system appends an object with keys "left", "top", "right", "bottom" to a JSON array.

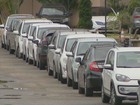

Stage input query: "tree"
[
  {"left": 78, "top": 0, "right": 92, "bottom": 29},
  {"left": 128, "top": 0, "right": 140, "bottom": 15}
]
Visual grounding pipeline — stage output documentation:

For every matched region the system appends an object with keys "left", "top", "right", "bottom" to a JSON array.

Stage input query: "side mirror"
[
  {"left": 22, "top": 33, "right": 27, "bottom": 37},
  {"left": 0, "top": 24, "right": 4, "bottom": 28},
  {"left": 75, "top": 57, "right": 81, "bottom": 63},
  {"left": 55, "top": 49, "right": 61, "bottom": 54},
  {"left": 33, "top": 40, "right": 39, "bottom": 45},
  {"left": 48, "top": 44, "right": 55, "bottom": 49},
  {"left": 13, "top": 30, "right": 19, "bottom": 35},
  {"left": 28, "top": 36, "right": 33, "bottom": 41},
  {"left": 66, "top": 52, "right": 73, "bottom": 57},
  {"left": 103, "top": 64, "right": 113, "bottom": 70}
]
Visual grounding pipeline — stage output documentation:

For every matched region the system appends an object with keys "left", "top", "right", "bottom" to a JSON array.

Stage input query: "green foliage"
[
  {"left": 78, "top": 0, "right": 92, "bottom": 29},
  {"left": 128, "top": 0, "right": 140, "bottom": 15}
]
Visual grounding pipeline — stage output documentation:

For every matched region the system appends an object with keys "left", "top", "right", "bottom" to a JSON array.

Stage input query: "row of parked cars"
[{"left": 1, "top": 14, "right": 140, "bottom": 105}]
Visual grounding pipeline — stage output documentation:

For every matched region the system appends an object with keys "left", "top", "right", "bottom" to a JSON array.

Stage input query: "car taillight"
[
  {"left": 89, "top": 61, "right": 101, "bottom": 72},
  {"left": 133, "top": 16, "right": 140, "bottom": 18}
]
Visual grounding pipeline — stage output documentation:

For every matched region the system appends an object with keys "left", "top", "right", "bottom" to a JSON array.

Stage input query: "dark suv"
[{"left": 36, "top": 4, "right": 70, "bottom": 24}]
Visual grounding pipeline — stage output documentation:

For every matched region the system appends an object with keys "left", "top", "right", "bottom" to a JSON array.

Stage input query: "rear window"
[
  {"left": 77, "top": 42, "right": 93, "bottom": 56},
  {"left": 93, "top": 43, "right": 115, "bottom": 61}
]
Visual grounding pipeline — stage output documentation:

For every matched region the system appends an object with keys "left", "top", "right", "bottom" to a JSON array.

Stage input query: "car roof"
[
  {"left": 19, "top": 18, "right": 52, "bottom": 23},
  {"left": 76, "top": 37, "right": 117, "bottom": 43},
  {"left": 65, "top": 32, "right": 105, "bottom": 39},
  {"left": 37, "top": 23, "right": 70, "bottom": 28},
  {"left": 8, "top": 14, "right": 34, "bottom": 18},
  {"left": 111, "top": 47, "right": 140, "bottom": 52}
]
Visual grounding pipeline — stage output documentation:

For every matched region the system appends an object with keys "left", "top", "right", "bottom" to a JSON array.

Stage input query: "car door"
[
  {"left": 103, "top": 51, "right": 115, "bottom": 95},
  {"left": 78, "top": 49, "right": 91, "bottom": 88}
]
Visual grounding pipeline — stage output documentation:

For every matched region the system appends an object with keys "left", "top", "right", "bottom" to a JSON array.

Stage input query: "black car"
[
  {"left": 36, "top": 30, "right": 55, "bottom": 70},
  {"left": 77, "top": 39, "right": 117, "bottom": 96}
]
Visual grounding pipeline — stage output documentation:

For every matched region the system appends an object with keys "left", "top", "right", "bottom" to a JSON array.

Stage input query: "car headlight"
[{"left": 116, "top": 74, "right": 130, "bottom": 82}]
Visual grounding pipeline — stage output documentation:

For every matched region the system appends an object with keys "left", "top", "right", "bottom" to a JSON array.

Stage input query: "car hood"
[{"left": 116, "top": 68, "right": 140, "bottom": 79}]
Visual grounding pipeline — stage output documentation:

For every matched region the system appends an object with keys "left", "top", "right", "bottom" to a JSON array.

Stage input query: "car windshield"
[
  {"left": 77, "top": 42, "right": 93, "bottom": 56},
  {"left": 57, "top": 35, "right": 67, "bottom": 49},
  {"left": 37, "top": 28, "right": 48, "bottom": 39},
  {"left": 116, "top": 52, "right": 140, "bottom": 68},
  {"left": 41, "top": 7, "right": 64, "bottom": 15}
]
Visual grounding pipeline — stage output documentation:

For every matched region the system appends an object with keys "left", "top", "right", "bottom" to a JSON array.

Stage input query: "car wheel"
[
  {"left": 60, "top": 66, "right": 66, "bottom": 84},
  {"left": 1, "top": 42, "right": 4, "bottom": 48},
  {"left": 78, "top": 79, "right": 84, "bottom": 94},
  {"left": 110, "top": 85, "right": 122, "bottom": 105},
  {"left": 53, "top": 63, "right": 57, "bottom": 79},
  {"left": 84, "top": 79, "right": 93, "bottom": 97},
  {"left": 101, "top": 85, "right": 110, "bottom": 103},
  {"left": 48, "top": 63, "right": 53, "bottom": 76},
  {"left": 67, "top": 75, "right": 72, "bottom": 87},
  {"left": 9, "top": 44, "right": 14, "bottom": 54},
  {"left": 72, "top": 73, "right": 78, "bottom": 89},
  {"left": 25, "top": 54, "right": 28, "bottom": 63},
  {"left": 28, "top": 58, "right": 33, "bottom": 64}
]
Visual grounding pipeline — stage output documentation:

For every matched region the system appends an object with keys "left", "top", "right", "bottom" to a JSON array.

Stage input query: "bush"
[{"left": 78, "top": 0, "right": 92, "bottom": 29}]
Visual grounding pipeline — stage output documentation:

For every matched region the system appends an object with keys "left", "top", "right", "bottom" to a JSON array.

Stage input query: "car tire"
[
  {"left": 9, "top": 44, "right": 14, "bottom": 54},
  {"left": 72, "top": 73, "right": 78, "bottom": 89},
  {"left": 78, "top": 80, "right": 84, "bottom": 94},
  {"left": 85, "top": 79, "right": 93, "bottom": 97},
  {"left": 110, "top": 85, "right": 122, "bottom": 105},
  {"left": 101, "top": 85, "right": 110, "bottom": 103},
  {"left": 53, "top": 63, "right": 57, "bottom": 78},
  {"left": 28, "top": 59, "right": 33, "bottom": 64},
  {"left": 48, "top": 64, "right": 53, "bottom": 76},
  {"left": 67, "top": 76, "right": 72, "bottom": 87}
]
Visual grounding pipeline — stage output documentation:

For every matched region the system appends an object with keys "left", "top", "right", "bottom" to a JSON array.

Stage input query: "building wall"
[
  {"left": 91, "top": 0, "right": 105, "bottom": 7},
  {"left": 19, "top": 0, "right": 41, "bottom": 16}
]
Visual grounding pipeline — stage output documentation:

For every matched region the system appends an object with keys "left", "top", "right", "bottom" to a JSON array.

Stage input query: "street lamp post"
[{"left": 105, "top": 0, "right": 107, "bottom": 36}]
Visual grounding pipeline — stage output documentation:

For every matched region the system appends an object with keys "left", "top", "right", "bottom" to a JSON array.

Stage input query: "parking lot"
[{"left": 0, "top": 41, "right": 137, "bottom": 105}]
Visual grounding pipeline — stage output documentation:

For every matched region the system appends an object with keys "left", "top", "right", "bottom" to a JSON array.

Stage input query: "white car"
[
  {"left": 1, "top": 14, "right": 34, "bottom": 49},
  {"left": 14, "top": 18, "right": 50, "bottom": 58},
  {"left": 28, "top": 23, "right": 70, "bottom": 65},
  {"left": 22, "top": 22, "right": 52, "bottom": 61},
  {"left": 102, "top": 47, "right": 140, "bottom": 105},
  {"left": 58, "top": 33, "right": 105, "bottom": 83},
  {"left": 137, "top": 80, "right": 140, "bottom": 105}
]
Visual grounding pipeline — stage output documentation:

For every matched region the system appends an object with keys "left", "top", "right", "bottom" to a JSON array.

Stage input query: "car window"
[
  {"left": 57, "top": 35, "right": 67, "bottom": 49},
  {"left": 37, "top": 28, "right": 48, "bottom": 39},
  {"left": 71, "top": 41, "right": 77, "bottom": 55},
  {"left": 65, "top": 38, "right": 77, "bottom": 52},
  {"left": 82, "top": 49, "right": 91, "bottom": 62},
  {"left": 32, "top": 27, "right": 37, "bottom": 39},
  {"left": 41, "top": 8, "right": 64, "bottom": 15},
  {"left": 94, "top": 45, "right": 113, "bottom": 61},
  {"left": 76, "top": 42, "right": 93, "bottom": 56},
  {"left": 106, "top": 51, "right": 114, "bottom": 66},
  {"left": 116, "top": 51, "right": 140, "bottom": 68}
]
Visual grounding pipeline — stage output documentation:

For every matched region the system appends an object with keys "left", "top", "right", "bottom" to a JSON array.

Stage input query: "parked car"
[
  {"left": 29, "top": 23, "right": 70, "bottom": 66},
  {"left": 132, "top": 7, "right": 140, "bottom": 34},
  {"left": 66, "top": 38, "right": 108, "bottom": 89},
  {"left": 1, "top": 14, "right": 34, "bottom": 49},
  {"left": 14, "top": 18, "right": 51, "bottom": 58},
  {"left": 90, "top": 7, "right": 120, "bottom": 33},
  {"left": 47, "top": 30, "right": 77, "bottom": 76},
  {"left": 36, "top": 30, "right": 55, "bottom": 70},
  {"left": 76, "top": 38, "right": 117, "bottom": 97},
  {"left": 102, "top": 47, "right": 140, "bottom": 105},
  {"left": 22, "top": 22, "right": 53, "bottom": 61},
  {"left": 36, "top": 4, "right": 70, "bottom": 24},
  {"left": 57, "top": 33, "right": 105, "bottom": 84},
  {"left": 137, "top": 80, "right": 140, "bottom": 105}
]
